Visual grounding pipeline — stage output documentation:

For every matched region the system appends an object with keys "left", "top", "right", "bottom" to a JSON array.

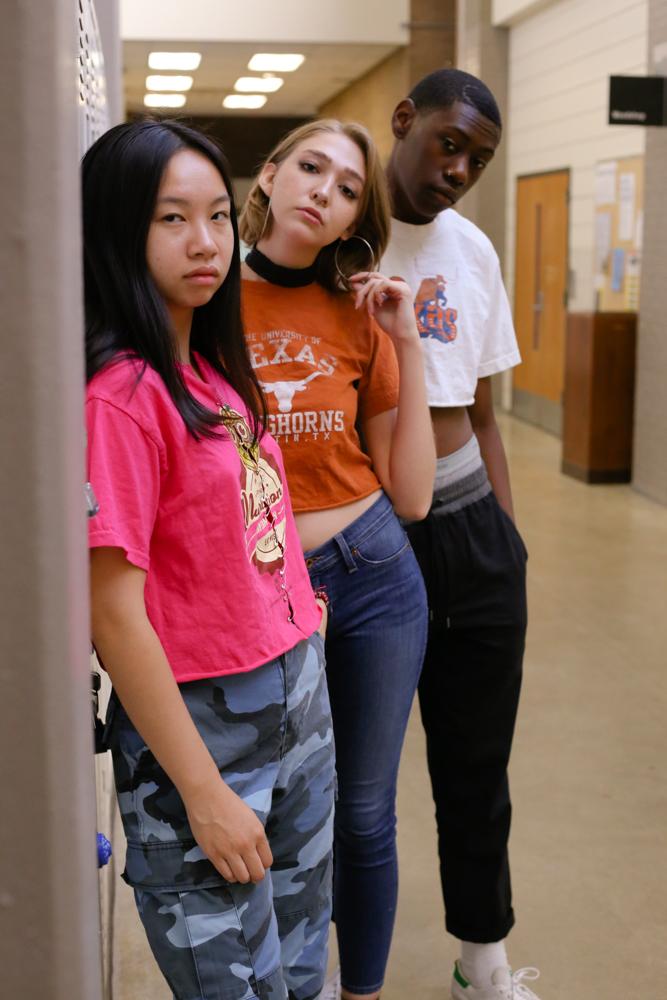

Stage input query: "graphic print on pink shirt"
[
  {"left": 219, "top": 404, "right": 287, "bottom": 573},
  {"left": 415, "top": 275, "right": 458, "bottom": 345}
]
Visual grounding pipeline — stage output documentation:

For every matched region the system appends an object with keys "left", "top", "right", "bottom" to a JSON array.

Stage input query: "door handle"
[
  {"left": 532, "top": 289, "right": 544, "bottom": 350},
  {"left": 532, "top": 204, "right": 543, "bottom": 350}
]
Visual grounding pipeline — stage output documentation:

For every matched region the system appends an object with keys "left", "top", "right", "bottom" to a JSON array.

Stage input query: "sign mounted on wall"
[{"left": 608, "top": 76, "right": 667, "bottom": 126}]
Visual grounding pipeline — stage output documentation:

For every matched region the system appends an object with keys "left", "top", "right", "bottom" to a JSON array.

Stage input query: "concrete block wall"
[
  {"left": 632, "top": 0, "right": 667, "bottom": 505},
  {"left": 455, "top": 0, "right": 509, "bottom": 266},
  {"left": 501, "top": 0, "right": 648, "bottom": 314},
  {"left": 319, "top": 0, "right": 456, "bottom": 160},
  {"left": 311, "top": 49, "right": 409, "bottom": 162}
]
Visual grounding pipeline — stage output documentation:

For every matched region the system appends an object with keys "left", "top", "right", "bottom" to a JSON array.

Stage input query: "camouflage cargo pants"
[{"left": 108, "top": 632, "right": 334, "bottom": 1000}]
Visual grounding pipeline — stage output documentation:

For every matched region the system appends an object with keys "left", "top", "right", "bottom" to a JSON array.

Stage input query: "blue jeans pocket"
[{"left": 351, "top": 515, "right": 410, "bottom": 566}]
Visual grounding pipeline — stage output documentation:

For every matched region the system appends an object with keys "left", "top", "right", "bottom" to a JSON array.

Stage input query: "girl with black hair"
[{"left": 84, "top": 119, "right": 334, "bottom": 1000}]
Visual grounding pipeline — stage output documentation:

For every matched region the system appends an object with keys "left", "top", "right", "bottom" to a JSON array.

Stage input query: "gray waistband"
[
  {"left": 431, "top": 463, "right": 492, "bottom": 514},
  {"left": 433, "top": 435, "right": 482, "bottom": 491}
]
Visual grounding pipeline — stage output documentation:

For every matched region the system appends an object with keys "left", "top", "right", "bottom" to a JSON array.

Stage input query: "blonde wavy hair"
[{"left": 239, "top": 119, "right": 391, "bottom": 294}]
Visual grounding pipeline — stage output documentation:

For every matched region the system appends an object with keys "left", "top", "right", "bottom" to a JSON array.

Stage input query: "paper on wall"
[
  {"left": 618, "top": 172, "right": 636, "bottom": 241},
  {"left": 595, "top": 161, "right": 617, "bottom": 205},
  {"left": 611, "top": 248, "right": 625, "bottom": 293},
  {"left": 595, "top": 211, "right": 612, "bottom": 273},
  {"left": 625, "top": 253, "right": 641, "bottom": 310}
]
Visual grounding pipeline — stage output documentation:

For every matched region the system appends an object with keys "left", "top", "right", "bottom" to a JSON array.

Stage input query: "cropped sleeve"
[
  {"left": 357, "top": 319, "right": 399, "bottom": 422},
  {"left": 86, "top": 397, "right": 163, "bottom": 571},
  {"left": 477, "top": 251, "right": 521, "bottom": 378}
]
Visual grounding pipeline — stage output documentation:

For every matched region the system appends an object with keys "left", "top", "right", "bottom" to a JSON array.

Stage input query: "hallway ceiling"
[{"left": 123, "top": 40, "right": 400, "bottom": 116}]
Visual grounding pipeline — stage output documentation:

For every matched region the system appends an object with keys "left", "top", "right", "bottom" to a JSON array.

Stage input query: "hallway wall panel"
[
  {"left": 632, "top": 0, "right": 667, "bottom": 505},
  {"left": 502, "top": 0, "right": 647, "bottom": 312}
]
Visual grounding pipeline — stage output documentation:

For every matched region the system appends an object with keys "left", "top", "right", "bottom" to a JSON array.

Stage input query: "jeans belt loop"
[{"left": 333, "top": 530, "right": 358, "bottom": 574}]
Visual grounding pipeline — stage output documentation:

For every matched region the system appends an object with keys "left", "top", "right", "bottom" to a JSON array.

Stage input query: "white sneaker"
[
  {"left": 451, "top": 960, "right": 541, "bottom": 999},
  {"left": 318, "top": 965, "right": 341, "bottom": 1000}
]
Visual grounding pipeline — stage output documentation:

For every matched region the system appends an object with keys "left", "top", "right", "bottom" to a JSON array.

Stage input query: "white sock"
[{"left": 459, "top": 940, "right": 509, "bottom": 987}]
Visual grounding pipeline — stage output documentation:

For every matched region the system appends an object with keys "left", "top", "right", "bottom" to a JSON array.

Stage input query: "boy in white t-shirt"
[{"left": 382, "top": 70, "right": 541, "bottom": 1000}]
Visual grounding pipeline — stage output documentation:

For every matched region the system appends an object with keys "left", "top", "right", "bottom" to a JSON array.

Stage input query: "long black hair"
[{"left": 82, "top": 118, "right": 266, "bottom": 439}]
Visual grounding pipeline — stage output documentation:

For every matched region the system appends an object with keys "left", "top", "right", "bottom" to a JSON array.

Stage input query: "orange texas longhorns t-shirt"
[{"left": 242, "top": 280, "right": 399, "bottom": 513}]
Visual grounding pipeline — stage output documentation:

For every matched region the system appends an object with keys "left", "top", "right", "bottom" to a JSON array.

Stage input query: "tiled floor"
[{"left": 111, "top": 416, "right": 667, "bottom": 1000}]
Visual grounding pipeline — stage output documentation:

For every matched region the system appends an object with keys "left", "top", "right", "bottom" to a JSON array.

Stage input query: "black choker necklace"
[{"left": 246, "top": 245, "right": 317, "bottom": 288}]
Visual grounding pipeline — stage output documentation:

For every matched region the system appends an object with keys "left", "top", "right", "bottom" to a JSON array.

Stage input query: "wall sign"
[{"left": 608, "top": 76, "right": 667, "bottom": 126}]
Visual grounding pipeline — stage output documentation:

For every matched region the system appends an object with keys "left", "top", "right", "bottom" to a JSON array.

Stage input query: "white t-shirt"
[{"left": 381, "top": 209, "right": 520, "bottom": 407}]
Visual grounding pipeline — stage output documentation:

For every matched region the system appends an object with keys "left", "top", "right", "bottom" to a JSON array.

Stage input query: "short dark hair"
[
  {"left": 82, "top": 119, "right": 266, "bottom": 440},
  {"left": 409, "top": 69, "right": 502, "bottom": 130}
]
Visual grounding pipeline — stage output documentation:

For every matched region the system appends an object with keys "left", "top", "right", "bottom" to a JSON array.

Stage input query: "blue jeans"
[{"left": 305, "top": 493, "right": 427, "bottom": 994}]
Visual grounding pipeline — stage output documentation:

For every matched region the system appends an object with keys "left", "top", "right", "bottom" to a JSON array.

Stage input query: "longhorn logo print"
[{"left": 259, "top": 370, "right": 326, "bottom": 413}]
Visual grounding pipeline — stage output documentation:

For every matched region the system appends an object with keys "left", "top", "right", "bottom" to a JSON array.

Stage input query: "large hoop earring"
[
  {"left": 258, "top": 195, "right": 272, "bottom": 242},
  {"left": 334, "top": 234, "right": 376, "bottom": 285}
]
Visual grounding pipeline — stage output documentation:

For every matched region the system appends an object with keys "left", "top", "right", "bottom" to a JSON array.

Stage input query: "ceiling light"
[
  {"left": 146, "top": 75, "right": 193, "bottom": 92},
  {"left": 248, "top": 54, "right": 305, "bottom": 72},
  {"left": 234, "top": 76, "right": 283, "bottom": 93},
  {"left": 148, "top": 52, "right": 201, "bottom": 71},
  {"left": 223, "top": 94, "right": 268, "bottom": 109},
  {"left": 144, "top": 93, "right": 187, "bottom": 108}
]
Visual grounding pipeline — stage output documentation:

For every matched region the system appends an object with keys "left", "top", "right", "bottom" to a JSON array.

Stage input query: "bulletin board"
[{"left": 593, "top": 156, "right": 644, "bottom": 312}]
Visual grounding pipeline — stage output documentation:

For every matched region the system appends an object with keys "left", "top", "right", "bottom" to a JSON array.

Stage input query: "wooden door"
[{"left": 513, "top": 170, "right": 569, "bottom": 405}]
